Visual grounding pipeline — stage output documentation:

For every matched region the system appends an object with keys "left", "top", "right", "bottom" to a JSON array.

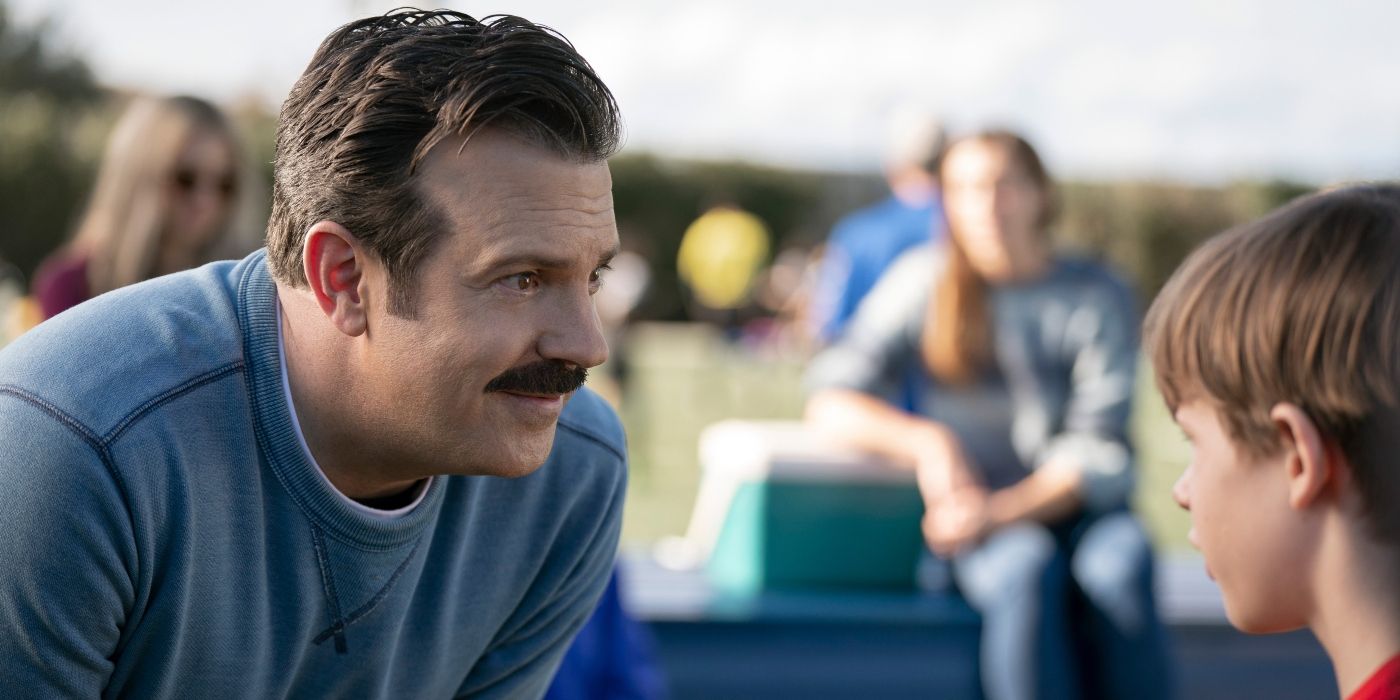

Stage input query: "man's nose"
[{"left": 540, "top": 289, "right": 609, "bottom": 370}]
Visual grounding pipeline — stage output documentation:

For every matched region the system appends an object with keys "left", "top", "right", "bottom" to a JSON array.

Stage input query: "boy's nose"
[{"left": 1171, "top": 470, "right": 1191, "bottom": 511}]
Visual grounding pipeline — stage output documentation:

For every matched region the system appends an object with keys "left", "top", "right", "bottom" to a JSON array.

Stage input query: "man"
[
  {"left": 1147, "top": 184, "right": 1400, "bottom": 699},
  {"left": 808, "top": 112, "right": 946, "bottom": 344},
  {"left": 0, "top": 10, "right": 627, "bottom": 698}
]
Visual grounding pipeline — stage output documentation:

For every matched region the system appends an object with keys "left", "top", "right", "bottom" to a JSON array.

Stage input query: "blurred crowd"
[{"left": 1, "top": 94, "right": 262, "bottom": 343}]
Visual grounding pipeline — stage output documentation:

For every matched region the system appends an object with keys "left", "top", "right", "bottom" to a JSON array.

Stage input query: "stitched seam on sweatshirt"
[
  {"left": 0, "top": 385, "right": 105, "bottom": 448},
  {"left": 310, "top": 524, "right": 349, "bottom": 654},
  {"left": 312, "top": 538, "right": 423, "bottom": 645},
  {"left": 103, "top": 361, "right": 246, "bottom": 445},
  {"left": 0, "top": 385, "right": 130, "bottom": 496},
  {"left": 0, "top": 385, "right": 139, "bottom": 574}
]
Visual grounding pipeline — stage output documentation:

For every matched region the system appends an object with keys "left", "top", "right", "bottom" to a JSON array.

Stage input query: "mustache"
[{"left": 484, "top": 360, "right": 588, "bottom": 396}]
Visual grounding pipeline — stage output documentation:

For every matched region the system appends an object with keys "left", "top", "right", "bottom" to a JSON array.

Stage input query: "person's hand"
[{"left": 923, "top": 486, "right": 993, "bottom": 556}]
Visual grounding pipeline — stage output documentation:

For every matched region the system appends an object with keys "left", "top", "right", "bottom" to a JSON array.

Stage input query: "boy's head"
[{"left": 1144, "top": 184, "right": 1400, "bottom": 632}]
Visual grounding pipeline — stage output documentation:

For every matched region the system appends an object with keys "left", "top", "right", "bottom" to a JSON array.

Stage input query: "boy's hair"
[
  {"left": 266, "top": 9, "right": 621, "bottom": 316},
  {"left": 1144, "top": 183, "right": 1400, "bottom": 543}
]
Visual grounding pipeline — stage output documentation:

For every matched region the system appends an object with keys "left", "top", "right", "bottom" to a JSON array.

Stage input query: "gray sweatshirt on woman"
[{"left": 805, "top": 244, "right": 1139, "bottom": 511}]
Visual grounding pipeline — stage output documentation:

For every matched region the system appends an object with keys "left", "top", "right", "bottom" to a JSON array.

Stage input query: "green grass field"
[{"left": 605, "top": 322, "right": 1194, "bottom": 552}]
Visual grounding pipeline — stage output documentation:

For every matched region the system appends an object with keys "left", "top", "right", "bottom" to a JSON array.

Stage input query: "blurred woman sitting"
[
  {"left": 32, "top": 95, "right": 247, "bottom": 319},
  {"left": 806, "top": 130, "right": 1173, "bottom": 700}
]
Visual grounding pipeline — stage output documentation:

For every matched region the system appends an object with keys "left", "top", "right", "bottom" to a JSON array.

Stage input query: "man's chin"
[
  {"left": 457, "top": 403, "right": 563, "bottom": 477},
  {"left": 489, "top": 458, "right": 550, "bottom": 479},
  {"left": 481, "top": 434, "right": 558, "bottom": 479}
]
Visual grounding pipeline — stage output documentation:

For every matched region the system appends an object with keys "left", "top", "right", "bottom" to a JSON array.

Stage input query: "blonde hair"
[
  {"left": 923, "top": 130, "right": 1055, "bottom": 384},
  {"left": 70, "top": 95, "right": 240, "bottom": 296},
  {"left": 1145, "top": 184, "right": 1400, "bottom": 541}
]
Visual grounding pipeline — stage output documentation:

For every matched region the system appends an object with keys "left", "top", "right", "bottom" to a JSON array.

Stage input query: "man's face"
[
  {"left": 1172, "top": 399, "right": 1310, "bottom": 633},
  {"left": 360, "top": 130, "right": 617, "bottom": 478}
]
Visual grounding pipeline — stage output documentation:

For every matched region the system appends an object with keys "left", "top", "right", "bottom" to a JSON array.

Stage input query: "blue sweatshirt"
[{"left": 0, "top": 251, "right": 626, "bottom": 698}]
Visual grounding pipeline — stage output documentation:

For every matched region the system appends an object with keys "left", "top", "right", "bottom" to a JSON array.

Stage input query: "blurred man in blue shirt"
[{"left": 810, "top": 114, "right": 947, "bottom": 343}]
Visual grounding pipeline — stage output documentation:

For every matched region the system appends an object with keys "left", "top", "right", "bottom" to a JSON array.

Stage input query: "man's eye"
[
  {"left": 503, "top": 272, "right": 539, "bottom": 291},
  {"left": 589, "top": 264, "right": 612, "bottom": 287}
]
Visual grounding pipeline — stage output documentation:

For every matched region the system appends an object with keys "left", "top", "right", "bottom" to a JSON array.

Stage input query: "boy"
[{"left": 1145, "top": 184, "right": 1400, "bottom": 699}]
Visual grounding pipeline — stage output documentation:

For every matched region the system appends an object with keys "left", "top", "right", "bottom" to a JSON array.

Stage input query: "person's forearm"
[
  {"left": 805, "top": 388, "right": 949, "bottom": 470},
  {"left": 987, "top": 465, "right": 1083, "bottom": 528}
]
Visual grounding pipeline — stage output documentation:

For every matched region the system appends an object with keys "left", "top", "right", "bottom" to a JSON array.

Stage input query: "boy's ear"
[
  {"left": 302, "top": 221, "right": 369, "bottom": 338},
  {"left": 1269, "top": 402, "right": 1333, "bottom": 510}
]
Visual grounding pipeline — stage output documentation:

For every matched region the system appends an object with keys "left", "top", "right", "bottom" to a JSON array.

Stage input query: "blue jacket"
[
  {"left": 0, "top": 251, "right": 627, "bottom": 698},
  {"left": 811, "top": 195, "right": 942, "bottom": 342},
  {"left": 545, "top": 570, "right": 668, "bottom": 700}
]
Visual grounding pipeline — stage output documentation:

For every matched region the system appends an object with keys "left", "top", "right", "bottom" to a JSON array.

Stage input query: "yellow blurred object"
[{"left": 676, "top": 206, "right": 771, "bottom": 310}]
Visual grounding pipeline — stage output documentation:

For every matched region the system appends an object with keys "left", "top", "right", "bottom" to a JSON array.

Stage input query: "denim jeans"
[{"left": 951, "top": 510, "right": 1175, "bottom": 700}]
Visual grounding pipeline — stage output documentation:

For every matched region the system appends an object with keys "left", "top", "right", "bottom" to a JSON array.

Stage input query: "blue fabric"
[
  {"left": 811, "top": 195, "right": 942, "bottom": 342},
  {"left": 545, "top": 569, "right": 668, "bottom": 700},
  {"left": 0, "top": 251, "right": 627, "bottom": 699},
  {"left": 952, "top": 511, "right": 1175, "bottom": 700}
]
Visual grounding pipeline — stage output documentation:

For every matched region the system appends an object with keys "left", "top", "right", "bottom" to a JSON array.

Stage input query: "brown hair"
[
  {"left": 1144, "top": 184, "right": 1400, "bottom": 542},
  {"left": 72, "top": 95, "right": 240, "bottom": 296},
  {"left": 265, "top": 9, "right": 622, "bottom": 315},
  {"left": 923, "top": 130, "right": 1055, "bottom": 384}
]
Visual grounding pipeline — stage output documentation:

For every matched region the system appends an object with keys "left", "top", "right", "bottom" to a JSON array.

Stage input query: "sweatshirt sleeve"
[
  {"left": 0, "top": 390, "right": 136, "bottom": 697},
  {"left": 454, "top": 421, "right": 628, "bottom": 700},
  {"left": 803, "top": 246, "right": 934, "bottom": 398},
  {"left": 1036, "top": 272, "right": 1140, "bottom": 511}
]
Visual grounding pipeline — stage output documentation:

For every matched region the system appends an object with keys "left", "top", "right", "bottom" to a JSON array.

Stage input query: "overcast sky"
[{"left": 10, "top": 0, "right": 1400, "bottom": 183}]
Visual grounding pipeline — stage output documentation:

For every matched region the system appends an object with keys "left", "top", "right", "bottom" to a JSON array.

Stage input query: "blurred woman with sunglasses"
[{"left": 32, "top": 95, "right": 246, "bottom": 319}]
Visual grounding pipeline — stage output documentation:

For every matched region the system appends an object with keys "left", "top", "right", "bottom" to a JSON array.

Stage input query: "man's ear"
[
  {"left": 302, "top": 221, "right": 368, "bottom": 337},
  {"left": 1270, "top": 402, "right": 1333, "bottom": 510}
]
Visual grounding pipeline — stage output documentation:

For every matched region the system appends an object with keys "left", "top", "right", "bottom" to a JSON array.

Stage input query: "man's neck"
[
  {"left": 887, "top": 168, "right": 936, "bottom": 208},
  {"left": 277, "top": 286, "right": 424, "bottom": 503}
]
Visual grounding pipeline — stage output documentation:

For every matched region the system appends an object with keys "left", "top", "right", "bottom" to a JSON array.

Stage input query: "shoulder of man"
[
  {"left": 555, "top": 387, "right": 627, "bottom": 467},
  {"left": 831, "top": 196, "right": 906, "bottom": 239},
  {"left": 0, "top": 256, "right": 252, "bottom": 440}
]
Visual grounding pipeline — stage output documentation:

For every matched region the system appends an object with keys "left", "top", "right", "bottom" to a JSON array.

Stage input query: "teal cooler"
[{"left": 692, "top": 421, "right": 926, "bottom": 594}]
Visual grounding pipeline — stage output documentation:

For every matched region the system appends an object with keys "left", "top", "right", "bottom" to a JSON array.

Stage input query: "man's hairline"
[{"left": 269, "top": 125, "right": 613, "bottom": 288}]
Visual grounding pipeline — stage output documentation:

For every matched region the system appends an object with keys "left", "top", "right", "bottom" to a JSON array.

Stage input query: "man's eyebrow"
[{"left": 479, "top": 244, "right": 620, "bottom": 272}]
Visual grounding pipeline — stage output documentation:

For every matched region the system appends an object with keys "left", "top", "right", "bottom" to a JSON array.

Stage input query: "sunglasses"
[{"left": 171, "top": 168, "right": 238, "bottom": 199}]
